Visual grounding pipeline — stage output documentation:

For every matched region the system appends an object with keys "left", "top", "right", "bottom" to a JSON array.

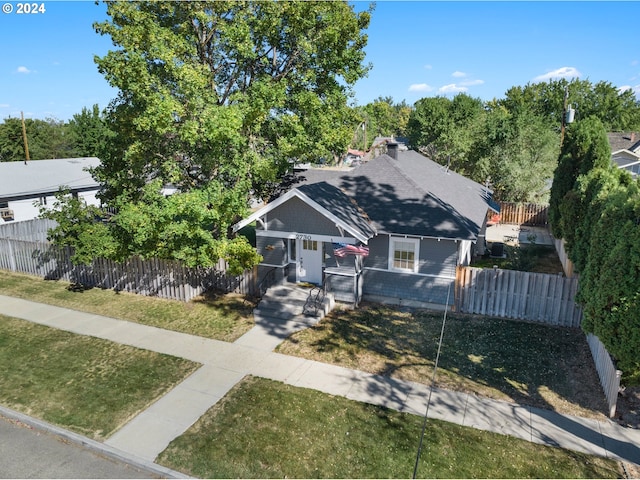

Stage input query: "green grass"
[
  {"left": 158, "top": 376, "right": 621, "bottom": 479},
  {"left": 0, "top": 315, "right": 199, "bottom": 439},
  {"left": 0, "top": 271, "right": 255, "bottom": 341},
  {"left": 277, "top": 304, "right": 608, "bottom": 420}
]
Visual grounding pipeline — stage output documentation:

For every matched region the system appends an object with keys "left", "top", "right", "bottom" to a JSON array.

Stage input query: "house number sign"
[{"left": 295, "top": 234, "right": 312, "bottom": 240}]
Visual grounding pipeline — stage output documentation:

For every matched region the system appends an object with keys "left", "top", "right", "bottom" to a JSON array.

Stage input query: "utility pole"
[{"left": 20, "top": 111, "right": 30, "bottom": 165}]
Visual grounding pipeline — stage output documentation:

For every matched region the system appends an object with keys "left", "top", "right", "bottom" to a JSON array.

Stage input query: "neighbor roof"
[
  {"left": 0, "top": 157, "right": 100, "bottom": 202},
  {"left": 607, "top": 132, "right": 640, "bottom": 153}
]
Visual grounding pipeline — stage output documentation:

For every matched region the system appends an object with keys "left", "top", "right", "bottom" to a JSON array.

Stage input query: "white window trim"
[{"left": 388, "top": 236, "right": 420, "bottom": 273}]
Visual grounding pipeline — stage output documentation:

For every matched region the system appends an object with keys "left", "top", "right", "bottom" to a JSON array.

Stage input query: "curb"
[{"left": 0, "top": 405, "right": 192, "bottom": 479}]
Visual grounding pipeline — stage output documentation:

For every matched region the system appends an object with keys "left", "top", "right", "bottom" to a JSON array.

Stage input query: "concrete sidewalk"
[{"left": 0, "top": 294, "right": 639, "bottom": 473}]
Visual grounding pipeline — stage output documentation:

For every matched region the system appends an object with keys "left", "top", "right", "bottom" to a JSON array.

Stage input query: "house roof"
[
  {"left": 0, "top": 157, "right": 100, "bottom": 202},
  {"left": 233, "top": 185, "right": 375, "bottom": 243},
  {"left": 320, "top": 151, "right": 495, "bottom": 240},
  {"left": 237, "top": 150, "right": 497, "bottom": 242},
  {"left": 607, "top": 132, "right": 640, "bottom": 153}
]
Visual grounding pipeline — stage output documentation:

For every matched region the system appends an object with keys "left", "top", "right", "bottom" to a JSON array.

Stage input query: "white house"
[{"left": 0, "top": 157, "right": 101, "bottom": 223}]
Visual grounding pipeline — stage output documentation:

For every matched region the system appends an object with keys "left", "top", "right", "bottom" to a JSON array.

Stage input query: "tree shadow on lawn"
[{"left": 288, "top": 303, "right": 609, "bottom": 420}]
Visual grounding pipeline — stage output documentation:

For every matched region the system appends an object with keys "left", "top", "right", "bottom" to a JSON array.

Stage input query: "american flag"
[{"left": 332, "top": 243, "right": 369, "bottom": 257}]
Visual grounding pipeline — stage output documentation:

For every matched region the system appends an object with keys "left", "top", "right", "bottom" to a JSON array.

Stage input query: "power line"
[{"left": 412, "top": 283, "right": 451, "bottom": 479}]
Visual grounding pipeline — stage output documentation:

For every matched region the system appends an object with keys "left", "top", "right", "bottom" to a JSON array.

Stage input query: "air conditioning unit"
[{"left": 0, "top": 208, "right": 15, "bottom": 221}]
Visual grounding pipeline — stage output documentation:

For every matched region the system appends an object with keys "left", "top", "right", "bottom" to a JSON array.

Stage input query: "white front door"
[{"left": 297, "top": 238, "right": 323, "bottom": 284}]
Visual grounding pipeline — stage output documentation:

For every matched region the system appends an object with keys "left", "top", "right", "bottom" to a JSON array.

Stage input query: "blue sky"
[{"left": 1, "top": 1, "right": 639, "bottom": 121}]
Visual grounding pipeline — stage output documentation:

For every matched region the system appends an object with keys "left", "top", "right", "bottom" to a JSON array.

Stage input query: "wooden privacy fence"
[
  {"left": 586, "top": 333, "right": 622, "bottom": 418},
  {"left": 554, "top": 237, "right": 575, "bottom": 278},
  {"left": 0, "top": 237, "right": 259, "bottom": 302},
  {"left": 0, "top": 218, "right": 56, "bottom": 242},
  {"left": 498, "top": 202, "right": 549, "bottom": 226},
  {"left": 454, "top": 266, "right": 582, "bottom": 327}
]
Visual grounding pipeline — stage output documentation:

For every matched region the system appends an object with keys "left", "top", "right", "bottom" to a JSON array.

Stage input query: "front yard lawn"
[
  {"left": 277, "top": 303, "right": 608, "bottom": 420},
  {"left": 0, "top": 271, "right": 255, "bottom": 341},
  {"left": 0, "top": 315, "right": 199, "bottom": 439},
  {"left": 158, "top": 376, "right": 621, "bottom": 479}
]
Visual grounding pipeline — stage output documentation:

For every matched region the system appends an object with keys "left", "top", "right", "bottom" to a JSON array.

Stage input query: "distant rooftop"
[
  {"left": 607, "top": 132, "right": 640, "bottom": 153},
  {"left": 0, "top": 157, "right": 100, "bottom": 202}
]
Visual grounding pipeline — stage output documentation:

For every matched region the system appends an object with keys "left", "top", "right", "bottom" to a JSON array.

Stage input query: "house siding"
[
  {"left": 3, "top": 191, "right": 99, "bottom": 223},
  {"left": 257, "top": 236, "right": 287, "bottom": 266},
  {"left": 360, "top": 236, "right": 458, "bottom": 306},
  {"left": 363, "top": 236, "right": 457, "bottom": 276},
  {"left": 266, "top": 196, "right": 343, "bottom": 236},
  {"left": 362, "top": 270, "right": 454, "bottom": 306}
]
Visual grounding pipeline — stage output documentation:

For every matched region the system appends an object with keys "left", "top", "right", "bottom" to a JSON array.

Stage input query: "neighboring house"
[
  {"left": 233, "top": 144, "right": 499, "bottom": 308},
  {"left": 608, "top": 132, "right": 640, "bottom": 177},
  {"left": 0, "top": 157, "right": 101, "bottom": 222}
]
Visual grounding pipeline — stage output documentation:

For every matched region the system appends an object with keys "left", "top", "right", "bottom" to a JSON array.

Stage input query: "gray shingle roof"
[
  {"left": 290, "top": 151, "right": 494, "bottom": 241},
  {"left": 608, "top": 132, "right": 640, "bottom": 153},
  {"left": 297, "top": 182, "right": 377, "bottom": 239},
  {"left": 0, "top": 157, "right": 100, "bottom": 202}
]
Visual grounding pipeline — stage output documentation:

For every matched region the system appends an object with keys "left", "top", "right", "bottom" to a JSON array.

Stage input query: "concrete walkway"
[{"left": 0, "top": 294, "right": 639, "bottom": 473}]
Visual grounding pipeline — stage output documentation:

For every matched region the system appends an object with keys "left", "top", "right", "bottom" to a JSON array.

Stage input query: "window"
[
  {"left": 303, "top": 239, "right": 318, "bottom": 251},
  {"left": 389, "top": 237, "right": 419, "bottom": 272}
]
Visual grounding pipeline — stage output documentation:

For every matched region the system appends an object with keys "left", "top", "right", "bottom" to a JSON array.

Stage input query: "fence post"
[
  {"left": 7, "top": 239, "right": 17, "bottom": 272},
  {"left": 610, "top": 370, "right": 622, "bottom": 418}
]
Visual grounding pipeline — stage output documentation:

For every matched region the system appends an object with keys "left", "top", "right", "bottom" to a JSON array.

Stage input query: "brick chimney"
[{"left": 387, "top": 142, "right": 399, "bottom": 160}]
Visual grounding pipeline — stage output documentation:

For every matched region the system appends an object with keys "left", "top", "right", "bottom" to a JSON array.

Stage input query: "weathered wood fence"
[
  {"left": 0, "top": 218, "right": 56, "bottom": 242},
  {"left": 454, "top": 266, "right": 582, "bottom": 328},
  {"left": 498, "top": 202, "right": 549, "bottom": 226},
  {"left": 586, "top": 333, "right": 622, "bottom": 418},
  {"left": 0, "top": 237, "right": 259, "bottom": 301},
  {"left": 554, "top": 237, "right": 576, "bottom": 278}
]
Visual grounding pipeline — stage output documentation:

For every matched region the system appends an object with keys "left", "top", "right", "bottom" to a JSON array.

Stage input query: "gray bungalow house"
[{"left": 233, "top": 145, "right": 499, "bottom": 308}]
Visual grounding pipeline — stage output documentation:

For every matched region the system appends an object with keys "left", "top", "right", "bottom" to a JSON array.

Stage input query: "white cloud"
[
  {"left": 408, "top": 83, "right": 433, "bottom": 92},
  {"left": 619, "top": 85, "right": 640, "bottom": 96},
  {"left": 439, "top": 84, "right": 468, "bottom": 94},
  {"left": 533, "top": 67, "right": 581, "bottom": 82},
  {"left": 424, "top": 64, "right": 433, "bottom": 70},
  {"left": 631, "top": 60, "right": 639, "bottom": 67},
  {"left": 0, "top": 104, "right": 9, "bottom": 108},
  {"left": 460, "top": 79, "right": 484, "bottom": 87},
  {"left": 16, "top": 66, "right": 33, "bottom": 74},
  {"left": 452, "top": 71, "right": 466, "bottom": 78}
]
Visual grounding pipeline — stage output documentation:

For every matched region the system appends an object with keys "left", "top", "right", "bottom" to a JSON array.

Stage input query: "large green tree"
[
  {"left": 354, "top": 97, "right": 411, "bottom": 151},
  {"left": 548, "top": 116, "right": 611, "bottom": 239},
  {"left": 0, "top": 117, "right": 76, "bottom": 161},
  {"left": 471, "top": 108, "right": 559, "bottom": 202},
  {"left": 67, "top": 104, "right": 113, "bottom": 158},
  {"left": 406, "top": 93, "right": 484, "bottom": 174},
  {"left": 499, "top": 78, "right": 640, "bottom": 132},
  {"left": 577, "top": 178, "right": 640, "bottom": 381},
  {"left": 74, "top": 0, "right": 371, "bottom": 269}
]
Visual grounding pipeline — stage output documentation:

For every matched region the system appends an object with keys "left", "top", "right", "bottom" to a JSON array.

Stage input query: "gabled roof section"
[
  {"left": 612, "top": 149, "right": 640, "bottom": 168},
  {"left": 0, "top": 157, "right": 100, "bottom": 202},
  {"left": 323, "top": 152, "right": 495, "bottom": 240},
  {"left": 233, "top": 185, "right": 376, "bottom": 244},
  {"left": 237, "top": 150, "right": 496, "bottom": 242},
  {"left": 608, "top": 132, "right": 640, "bottom": 153}
]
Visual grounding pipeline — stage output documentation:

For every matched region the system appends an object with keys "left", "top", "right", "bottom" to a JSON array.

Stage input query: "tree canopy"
[
  {"left": 41, "top": 1, "right": 372, "bottom": 270},
  {"left": 498, "top": 78, "right": 640, "bottom": 132},
  {"left": 548, "top": 116, "right": 611, "bottom": 238}
]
